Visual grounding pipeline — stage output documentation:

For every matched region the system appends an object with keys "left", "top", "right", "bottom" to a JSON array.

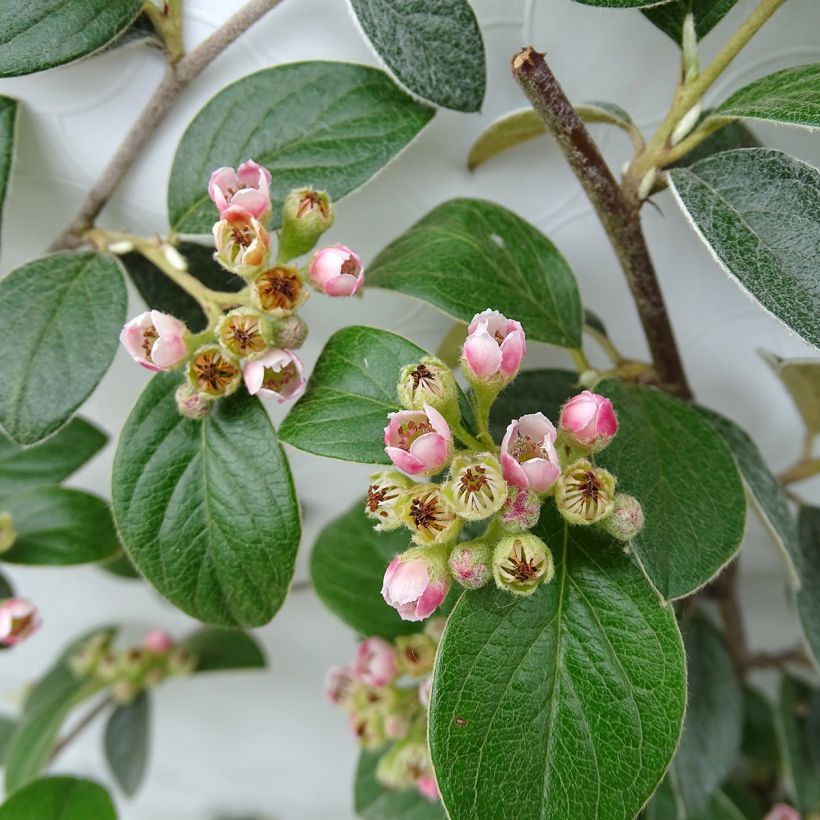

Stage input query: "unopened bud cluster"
[
  {"left": 325, "top": 622, "right": 443, "bottom": 802},
  {"left": 367, "top": 310, "right": 645, "bottom": 622},
  {"left": 69, "top": 628, "right": 196, "bottom": 704},
  {"left": 120, "top": 160, "right": 365, "bottom": 418}
]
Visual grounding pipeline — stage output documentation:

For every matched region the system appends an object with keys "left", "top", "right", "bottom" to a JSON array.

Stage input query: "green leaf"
[
  {"left": 775, "top": 676, "right": 820, "bottom": 813},
  {"left": 599, "top": 380, "right": 746, "bottom": 599},
  {"left": 0, "top": 776, "right": 117, "bottom": 820},
  {"left": 311, "top": 501, "right": 424, "bottom": 640},
  {"left": 0, "top": 96, "right": 17, "bottom": 255},
  {"left": 349, "top": 0, "right": 485, "bottom": 113},
  {"left": 98, "top": 550, "right": 141, "bottom": 581},
  {"left": 4, "top": 628, "right": 114, "bottom": 792},
  {"left": 112, "top": 373, "right": 300, "bottom": 627},
  {"left": 642, "top": 0, "right": 740, "bottom": 42},
  {"left": 104, "top": 691, "right": 150, "bottom": 797},
  {"left": 0, "top": 487, "right": 119, "bottom": 566},
  {"left": 0, "top": 417, "right": 107, "bottom": 496},
  {"left": 121, "top": 242, "right": 242, "bottom": 332},
  {"left": 646, "top": 781, "right": 747, "bottom": 820},
  {"left": 797, "top": 505, "right": 820, "bottom": 669},
  {"left": 0, "top": 570, "right": 12, "bottom": 598},
  {"left": 572, "top": 0, "right": 676, "bottom": 8},
  {"left": 0, "top": 252, "right": 127, "bottom": 444},
  {"left": 762, "top": 351, "right": 820, "bottom": 441},
  {"left": 489, "top": 369, "right": 578, "bottom": 442},
  {"left": 0, "top": 0, "right": 143, "bottom": 77},
  {"left": 712, "top": 65, "right": 820, "bottom": 129},
  {"left": 697, "top": 407, "right": 801, "bottom": 585},
  {"left": 740, "top": 686, "right": 780, "bottom": 780},
  {"left": 355, "top": 748, "right": 447, "bottom": 820},
  {"left": 467, "top": 103, "right": 634, "bottom": 170},
  {"left": 669, "top": 120, "right": 761, "bottom": 169},
  {"left": 168, "top": 62, "right": 434, "bottom": 234},
  {"left": 668, "top": 149, "right": 820, "bottom": 350},
  {"left": 368, "top": 198, "right": 582, "bottom": 348},
  {"left": 0, "top": 716, "right": 15, "bottom": 764},
  {"left": 670, "top": 615, "right": 742, "bottom": 814},
  {"left": 429, "top": 504, "right": 686, "bottom": 820},
  {"left": 280, "top": 326, "right": 427, "bottom": 463},
  {"left": 183, "top": 626, "right": 266, "bottom": 673}
]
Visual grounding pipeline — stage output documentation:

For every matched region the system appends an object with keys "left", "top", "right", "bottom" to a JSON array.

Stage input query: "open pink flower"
[
  {"left": 120, "top": 310, "right": 187, "bottom": 372},
  {"left": 142, "top": 628, "right": 173, "bottom": 653},
  {"left": 0, "top": 599, "right": 41, "bottom": 646},
  {"left": 382, "top": 556, "right": 450, "bottom": 622},
  {"left": 309, "top": 244, "right": 364, "bottom": 296},
  {"left": 213, "top": 205, "right": 270, "bottom": 277},
  {"left": 384, "top": 405, "right": 452, "bottom": 476},
  {"left": 324, "top": 665, "right": 356, "bottom": 707},
  {"left": 353, "top": 637, "right": 397, "bottom": 687},
  {"left": 417, "top": 775, "right": 440, "bottom": 801},
  {"left": 208, "top": 160, "right": 272, "bottom": 221},
  {"left": 462, "top": 309, "right": 526, "bottom": 381},
  {"left": 560, "top": 390, "right": 617, "bottom": 447},
  {"left": 243, "top": 349, "right": 305, "bottom": 403},
  {"left": 501, "top": 413, "right": 561, "bottom": 493}
]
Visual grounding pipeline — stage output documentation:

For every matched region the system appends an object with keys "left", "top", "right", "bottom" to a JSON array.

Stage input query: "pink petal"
[
  {"left": 408, "top": 433, "right": 448, "bottom": 472},
  {"left": 242, "top": 360, "right": 265, "bottom": 395},
  {"left": 468, "top": 308, "right": 500, "bottom": 334},
  {"left": 500, "top": 419, "right": 519, "bottom": 454},
  {"left": 231, "top": 188, "right": 271, "bottom": 220},
  {"left": 150, "top": 310, "right": 184, "bottom": 337},
  {"left": 499, "top": 329, "right": 526, "bottom": 376},
  {"left": 388, "top": 562, "right": 429, "bottom": 605},
  {"left": 500, "top": 451, "right": 529, "bottom": 489},
  {"left": 463, "top": 326, "right": 502, "bottom": 378},
  {"left": 151, "top": 335, "right": 186, "bottom": 368},
  {"left": 323, "top": 274, "right": 360, "bottom": 297},
  {"left": 415, "top": 579, "right": 449, "bottom": 619},
  {"left": 522, "top": 458, "right": 561, "bottom": 493},
  {"left": 385, "top": 446, "right": 426, "bottom": 474},
  {"left": 423, "top": 404, "right": 452, "bottom": 443},
  {"left": 517, "top": 412, "right": 557, "bottom": 444}
]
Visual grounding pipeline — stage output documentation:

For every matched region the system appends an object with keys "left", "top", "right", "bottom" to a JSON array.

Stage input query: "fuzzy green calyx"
[
  {"left": 492, "top": 533, "right": 554, "bottom": 596},
  {"left": 554, "top": 459, "right": 616, "bottom": 526},
  {"left": 443, "top": 453, "right": 507, "bottom": 521},
  {"left": 279, "top": 188, "right": 335, "bottom": 262}
]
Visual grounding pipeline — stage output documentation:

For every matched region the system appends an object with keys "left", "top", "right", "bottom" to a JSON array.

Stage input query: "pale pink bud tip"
[
  {"left": 382, "top": 556, "right": 449, "bottom": 622},
  {"left": 208, "top": 160, "right": 272, "bottom": 220},
  {"left": 764, "top": 805, "right": 800, "bottom": 820},
  {"left": 462, "top": 309, "right": 526, "bottom": 381},
  {"left": 243, "top": 348, "right": 305, "bottom": 403},
  {"left": 384, "top": 404, "right": 453, "bottom": 476},
  {"left": 120, "top": 310, "right": 187, "bottom": 372},
  {"left": 324, "top": 665, "right": 356, "bottom": 706},
  {"left": 560, "top": 391, "right": 618, "bottom": 448},
  {"left": 309, "top": 244, "right": 364, "bottom": 296},
  {"left": 142, "top": 628, "right": 174, "bottom": 653},
  {"left": 417, "top": 775, "right": 440, "bottom": 801},
  {"left": 353, "top": 637, "right": 398, "bottom": 687},
  {"left": 0, "top": 599, "right": 41, "bottom": 645},
  {"left": 500, "top": 413, "right": 561, "bottom": 493}
]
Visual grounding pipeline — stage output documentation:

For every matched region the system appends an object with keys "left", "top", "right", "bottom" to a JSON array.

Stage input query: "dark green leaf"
[
  {"left": 0, "top": 570, "right": 12, "bottom": 598},
  {"left": 646, "top": 781, "right": 747, "bottom": 820},
  {"left": 5, "top": 628, "right": 114, "bottom": 792},
  {"left": 429, "top": 505, "right": 686, "bottom": 820},
  {"left": 368, "top": 198, "right": 582, "bottom": 348},
  {"left": 104, "top": 691, "right": 150, "bottom": 797},
  {"left": 0, "top": 418, "right": 107, "bottom": 496},
  {"left": 762, "top": 351, "right": 820, "bottom": 441},
  {"left": 670, "top": 615, "right": 742, "bottom": 814},
  {"left": 0, "top": 716, "right": 15, "bottom": 764},
  {"left": 355, "top": 749, "right": 446, "bottom": 820},
  {"left": 0, "top": 487, "right": 119, "bottom": 566},
  {"left": 121, "top": 242, "right": 242, "bottom": 332},
  {"left": 183, "top": 626, "right": 266, "bottom": 673},
  {"left": 713, "top": 65, "right": 820, "bottom": 129},
  {"left": 0, "top": 252, "right": 127, "bottom": 444},
  {"left": 311, "top": 501, "right": 424, "bottom": 640},
  {"left": 99, "top": 550, "right": 141, "bottom": 580},
  {"left": 0, "top": 776, "right": 117, "bottom": 820},
  {"left": 697, "top": 407, "right": 800, "bottom": 584},
  {"left": 168, "top": 62, "right": 434, "bottom": 234},
  {"left": 775, "top": 676, "right": 820, "bottom": 813},
  {"left": 112, "top": 374, "right": 300, "bottom": 627},
  {"left": 0, "top": 96, "right": 17, "bottom": 254},
  {"left": 489, "top": 369, "right": 578, "bottom": 442},
  {"left": 600, "top": 380, "right": 746, "bottom": 600},
  {"left": 739, "top": 687, "right": 779, "bottom": 787},
  {"left": 669, "top": 149, "right": 820, "bottom": 350},
  {"left": 573, "top": 0, "right": 677, "bottom": 8},
  {"left": 669, "top": 120, "right": 761, "bottom": 168},
  {"left": 797, "top": 505, "right": 820, "bottom": 669},
  {"left": 349, "top": 0, "right": 485, "bottom": 112},
  {"left": 0, "top": 0, "right": 143, "bottom": 77},
  {"left": 642, "top": 0, "right": 740, "bottom": 42}
]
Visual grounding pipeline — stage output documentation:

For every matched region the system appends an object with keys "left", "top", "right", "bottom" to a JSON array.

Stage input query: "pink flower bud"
[
  {"left": 309, "top": 244, "right": 364, "bottom": 296},
  {"left": 142, "top": 628, "right": 173, "bottom": 653},
  {"left": 448, "top": 540, "right": 491, "bottom": 589},
  {"left": 417, "top": 775, "right": 440, "bottom": 801},
  {"left": 384, "top": 405, "right": 453, "bottom": 477},
  {"left": 764, "top": 805, "right": 800, "bottom": 820},
  {"left": 354, "top": 637, "right": 398, "bottom": 687},
  {"left": 500, "top": 487, "right": 542, "bottom": 532},
  {"left": 462, "top": 309, "right": 526, "bottom": 382},
  {"left": 213, "top": 206, "right": 270, "bottom": 277},
  {"left": 175, "top": 384, "right": 212, "bottom": 420},
  {"left": 120, "top": 310, "right": 187, "bottom": 372},
  {"left": 382, "top": 553, "right": 450, "bottom": 622},
  {"left": 324, "top": 665, "right": 356, "bottom": 707},
  {"left": 0, "top": 599, "right": 41, "bottom": 645},
  {"left": 208, "top": 160, "right": 272, "bottom": 221},
  {"left": 500, "top": 413, "right": 561, "bottom": 493},
  {"left": 560, "top": 391, "right": 618, "bottom": 449},
  {"left": 243, "top": 348, "right": 305, "bottom": 403}
]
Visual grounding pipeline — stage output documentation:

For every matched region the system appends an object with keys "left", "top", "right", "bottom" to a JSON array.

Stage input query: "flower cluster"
[
  {"left": 325, "top": 622, "right": 444, "bottom": 802},
  {"left": 70, "top": 628, "right": 196, "bottom": 703},
  {"left": 120, "top": 160, "right": 364, "bottom": 418},
  {"left": 0, "top": 598, "right": 40, "bottom": 646},
  {"left": 367, "top": 310, "right": 644, "bottom": 621}
]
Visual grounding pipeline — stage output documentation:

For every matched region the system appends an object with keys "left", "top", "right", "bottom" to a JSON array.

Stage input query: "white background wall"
[{"left": 1, "top": 0, "right": 819, "bottom": 817}]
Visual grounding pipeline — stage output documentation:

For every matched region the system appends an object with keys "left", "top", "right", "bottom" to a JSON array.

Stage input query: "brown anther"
[
  {"left": 255, "top": 267, "right": 303, "bottom": 311},
  {"left": 296, "top": 191, "right": 329, "bottom": 219},
  {"left": 141, "top": 326, "right": 159, "bottom": 358},
  {"left": 191, "top": 349, "right": 239, "bottom": 395}
]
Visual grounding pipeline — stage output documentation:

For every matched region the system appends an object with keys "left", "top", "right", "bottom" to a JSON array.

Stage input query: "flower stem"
[
  {"left": 48, "top": 695, "right": 113, "bottom": 766},
  {"left": 778, "top": 457, "right": 820, "bottom": 486}
]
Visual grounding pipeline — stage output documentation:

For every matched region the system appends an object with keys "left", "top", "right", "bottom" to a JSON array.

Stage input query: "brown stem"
[
  {"left": 745, "top": 646, "right": 811, "bottom": 670},
  {"left": 47, "top": 695, "right": 113, "bottom": 765},
  {"left": 50, "top": 0, "right": 286, "bottom": 251},
  {"left": 779, "top": 457, "right": 820, "bottom": 486},
  {"left": 710, "top": 561, "right": 748, "bottom": 678},
  {"left": 512, "top": 48, "right": 691, "bottom": 399}
]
